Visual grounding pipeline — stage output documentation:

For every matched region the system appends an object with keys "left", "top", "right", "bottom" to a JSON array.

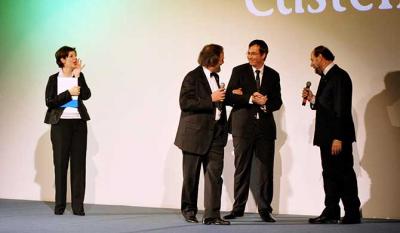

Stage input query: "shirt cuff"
[
  {"left": 249, "top": 96, "right": 253, "bottom": 104},
  {"left": 310, "top": 96, "right": 316, "bottom": 105}
]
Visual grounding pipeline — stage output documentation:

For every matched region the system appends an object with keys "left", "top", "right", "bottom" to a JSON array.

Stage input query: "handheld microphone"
[
  {"left": 217, "top": 82, "right": 225, "bottom": 110},
  {"left": 302, "top": 81, "right": 311, "bottom": 106}
]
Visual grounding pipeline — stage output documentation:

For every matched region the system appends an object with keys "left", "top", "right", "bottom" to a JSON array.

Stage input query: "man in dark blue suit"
[
  {"left": 175, "top": 44, "right": 230, "bottom": 225},
  {"left": 224, "top": 40, "right": 282, "bottom": 222},
  {"left": 303, "top": 46, "right": 361, "bottom": 224}
]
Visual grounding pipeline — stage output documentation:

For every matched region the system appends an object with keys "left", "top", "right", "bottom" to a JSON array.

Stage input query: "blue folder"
[{"left": 61, "top": 100, "right": 78, "bottom": 108}]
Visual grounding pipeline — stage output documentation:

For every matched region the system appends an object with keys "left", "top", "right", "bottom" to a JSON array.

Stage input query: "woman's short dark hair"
[
  {"left": 55, "top": 46, "right": 76, "bottom": 68},
  {"left": 313, "top": 45, "right": 335, "bottom": 61},
  {"left": 197, "top": 44, "right": 223, "bottom": 67},
  {"left": 249, "top": 39, "right": 269, "bottom": 56}
]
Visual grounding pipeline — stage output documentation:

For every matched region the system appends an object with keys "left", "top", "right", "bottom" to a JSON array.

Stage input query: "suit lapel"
[
  {"left": 318, "top": 64, "right": 336, "bottom": 93},
  {"left": 326, "top": 64, "right": 338, "bottom": 78},
  {"left": 246, "top": 64, "right": 258, "bottom": 91},
  {"left": 197, "top": 66, "right": 219, "bottom": 114},
  {"left": 260, "top": 65, "right": 268, "bottom": 92},
  {"left": 197, "top": 66, "right": 212, "bottom": 94},
  {"left": 315, "top": 67, "right": 332, "bottom": 106}
]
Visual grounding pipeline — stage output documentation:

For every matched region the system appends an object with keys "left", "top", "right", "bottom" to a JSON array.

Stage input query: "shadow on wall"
[
  {"left": 352, "top": 109, "right": 362, "bottom": 177},
  {"left": 86, "top": 124, "right": 99, "bottom": 207},
  {"left": 161, "top": 145, "right": 183, "bottom": 209},
  {"left": 273, "top": 105, "right": 290, "bottom": 214},
  {"left": 34, "top": 130, "right": 53, "bottom": 209},
  {"left": 362, "top": 71, "right": 400, "bottom": 218}
]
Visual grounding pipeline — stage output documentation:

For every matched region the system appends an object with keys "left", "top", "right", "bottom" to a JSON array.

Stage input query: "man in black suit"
[
  {"left": 174, "top": 44, "right": 230, "bottom": 225},
  {"left": 224, "top": 40, "right": 282, "bottom": 222},
  {"left": 302, "top": 46, "right": 361, "bottom": 224}
]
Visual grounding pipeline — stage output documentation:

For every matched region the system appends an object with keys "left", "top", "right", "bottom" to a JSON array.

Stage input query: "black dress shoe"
[
  {"left": 73, "top": 211, "right": 85, "bottom": 216},
  {"left": 202, "top": 217, "right": 231, "bottom": 225},
  {"left": 224, "top": 211, "right": 244, "bottom": 219},
  {"left": 184, "top": 215, "right": 199, "bottom": 223},
  {"left": 54, "top": 209, "right": 65, "bottom": 215},
  {"left": 341, "top": 216, "right": 361, "bottom": 224},
  {"left": 260, "top": 211, "right": 276, "bottom": 222},
  {"left": 309, "top": 215, "right": 339, "bottom": 224}
]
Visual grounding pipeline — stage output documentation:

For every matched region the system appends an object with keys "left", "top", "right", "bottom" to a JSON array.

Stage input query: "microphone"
[
  {"left": 217, "top": 82, "right": 225, "bottom": 110},
  {"left": 302, "top": 81, "right": 311, "bottom": 106}
]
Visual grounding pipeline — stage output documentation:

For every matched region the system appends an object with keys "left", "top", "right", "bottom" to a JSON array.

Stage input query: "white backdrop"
[{"left": 0, "top": 0, "right": 399, "bottom": 218}]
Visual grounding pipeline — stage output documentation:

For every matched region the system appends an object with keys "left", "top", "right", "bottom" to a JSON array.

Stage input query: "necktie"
[
  {"left": 321, "top": 73, "right": 327, "bottom": 82},
  {"left": 318, "top": 74, "right": 328, "bottom": 92},
  {"left": 210, "top": 72, "right": 223, "bottom": 113},
  {"left": 211, "top": 72, "right": 220, "bottom": 88},
  {"left": 255, "top": 70, "right": 261, "bottom": 90}
]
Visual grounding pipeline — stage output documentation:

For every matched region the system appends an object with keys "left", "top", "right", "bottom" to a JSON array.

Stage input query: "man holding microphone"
[
  {"left": 302, "top": 46, "right": 361, "bottom": 224},
  {"left": 175, "top": 44, "right": 230, "bottom": 225}
]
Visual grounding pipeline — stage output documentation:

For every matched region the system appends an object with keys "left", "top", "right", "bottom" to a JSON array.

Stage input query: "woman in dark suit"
[{"left": 44, "top": 46, "right": 91, "bottom": 216}]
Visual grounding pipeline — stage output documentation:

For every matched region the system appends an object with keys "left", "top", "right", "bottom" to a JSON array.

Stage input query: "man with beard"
[
  {"left": 175, "top": 44, "right": 230, "bottom": 225},
  {"left": 302, "top": 45, "right": 361, "bottom": 224}
]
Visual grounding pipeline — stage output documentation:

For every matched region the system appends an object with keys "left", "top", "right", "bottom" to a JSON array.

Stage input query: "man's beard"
[{"left": 314, "top": 67, "right": 322, "bottom": 75}]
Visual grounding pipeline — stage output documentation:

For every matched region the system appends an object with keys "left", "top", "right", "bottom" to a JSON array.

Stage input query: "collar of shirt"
[
  {"left": 202, "top": 66, "right": 213, "bottom": 79},
  {"left": 202, "top": 66, "right": 219, "bottom": 92},
  {"left": 252, "top": 65, "right": 264, "bottom": 77},
  {"left": 58, "top": 68, "right": 73, "bottom": 78},
  {"left": 323, "top": 62, "right": 335, "bottom": 76},
  {"left": 251, "top": 65, "right": 264, "bottom": 85},
  {"left": 202, "top": 67, "right": 221, "bottom": 120}
]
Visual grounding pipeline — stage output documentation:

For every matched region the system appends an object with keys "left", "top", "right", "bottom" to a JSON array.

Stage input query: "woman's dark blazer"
[{"left": 44, "top": 72, "right": 91, "bottom": 124}]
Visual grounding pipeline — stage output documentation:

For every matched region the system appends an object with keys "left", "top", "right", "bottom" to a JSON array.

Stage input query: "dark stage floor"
[{"left": 0, "top": 199, "right": 399, "bottom": 233}]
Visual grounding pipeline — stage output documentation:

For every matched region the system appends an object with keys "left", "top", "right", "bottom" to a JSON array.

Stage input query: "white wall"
[{"left": 0, "top": 0, "right": 399, "bottom": 218}]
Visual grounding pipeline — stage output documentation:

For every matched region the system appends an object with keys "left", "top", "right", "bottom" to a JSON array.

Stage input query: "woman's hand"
[
  {"left": 72, "top": 59, "right": 85, "bottom": 78},
  {"left": 69, "top": 86, "right": 81, "bottom": 96}
]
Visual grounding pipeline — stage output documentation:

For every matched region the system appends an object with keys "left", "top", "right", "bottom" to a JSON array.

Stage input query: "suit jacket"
[
  {"left": 44, "top": 72, "right": 91, "bottom": 124},
  {"left": 225, "top": 63, "right": 282, "bottom": 139},
  {"left": 174, "top": 66, "right": 228, "bottom": 155},
  {"left": 312, "top": 64, "right": 356, "bottom": 146}
]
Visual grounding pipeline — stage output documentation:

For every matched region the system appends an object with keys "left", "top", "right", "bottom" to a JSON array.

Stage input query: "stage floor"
[{"left": 0, "top": 199, "right": 399, "bottom": 233}]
